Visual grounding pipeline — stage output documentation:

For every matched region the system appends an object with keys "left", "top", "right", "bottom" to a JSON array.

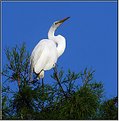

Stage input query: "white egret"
[{"left": 30, "top": 17, "right": 70, "bottom": 80}]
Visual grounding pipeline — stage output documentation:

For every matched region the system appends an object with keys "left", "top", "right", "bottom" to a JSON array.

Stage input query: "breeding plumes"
[{"left": 30, "top": 17, "right": 70, "bottom": 80}]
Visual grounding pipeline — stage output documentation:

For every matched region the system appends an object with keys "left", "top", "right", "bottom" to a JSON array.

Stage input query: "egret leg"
[
  {"left": 41, "top": 78, "right": 44, "bottom": 110},
  {"left": 42, "top": 78, "right": 44, "bottom": 95}
]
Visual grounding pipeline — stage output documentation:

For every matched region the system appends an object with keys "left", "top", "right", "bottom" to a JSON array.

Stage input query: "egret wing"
[
  {"left": 34, "top": 46, "right": 49, "bottom": 74},
  {"left": 30, "top": 40, "right": 47, "bottom": 65},
  {"left": 30, "top": 39, "right": 49, "bottom": 74}
]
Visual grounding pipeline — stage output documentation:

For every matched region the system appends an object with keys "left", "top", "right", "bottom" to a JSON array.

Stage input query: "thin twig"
[{"left": 17, "top": 74, "right": 20, "bottom": 87}]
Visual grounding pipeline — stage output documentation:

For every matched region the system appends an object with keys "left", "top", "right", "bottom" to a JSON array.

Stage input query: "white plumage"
[{"left": 30, "top": 17, "right": 70, "bottom": 80}]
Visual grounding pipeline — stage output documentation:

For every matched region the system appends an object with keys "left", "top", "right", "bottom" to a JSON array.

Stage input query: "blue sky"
[{"left": 2, "top": 2, "right": 117, "bottom": 99}]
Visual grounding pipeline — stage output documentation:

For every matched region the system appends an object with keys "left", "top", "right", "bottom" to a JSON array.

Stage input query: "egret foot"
[{"left": 37, "top": 70, "right": 44, "bottom": 80}]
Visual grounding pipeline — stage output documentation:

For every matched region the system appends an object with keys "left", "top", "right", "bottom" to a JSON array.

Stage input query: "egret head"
[
  {"left": 53, "top": 17, "right": 70, "bottom": 29},
  {"left": 48, "top": 17, "right": 70, "bottom": 39}
]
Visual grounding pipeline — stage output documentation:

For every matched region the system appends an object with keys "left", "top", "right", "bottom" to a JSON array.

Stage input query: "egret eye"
[
  {"left": 54, "top": 21, "right": 59, "bottom": 25},
  {"left": 54, "top": 22, "right": 58, "bottom": 25}
]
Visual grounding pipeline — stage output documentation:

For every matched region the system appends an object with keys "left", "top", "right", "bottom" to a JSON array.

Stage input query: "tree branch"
[{"left": 53, "top": 66, "right": 67, "bottom": 98}]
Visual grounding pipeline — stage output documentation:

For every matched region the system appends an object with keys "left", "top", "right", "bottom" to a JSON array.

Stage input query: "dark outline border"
[{"left": 0, "top": 0, "right": 118, "bottom": 120}]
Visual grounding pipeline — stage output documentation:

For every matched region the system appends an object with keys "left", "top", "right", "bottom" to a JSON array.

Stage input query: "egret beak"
[{"left": 55, "top": 17, "right": 70, "bottom": 25}]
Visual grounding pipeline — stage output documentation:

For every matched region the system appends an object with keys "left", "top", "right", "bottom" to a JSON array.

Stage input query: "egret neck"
[
  {"left": 48, "top": 25, "right": 66, "bottom": 58},
  {"left": 48, "top": 25, "right": 56, "bottom": 39}
]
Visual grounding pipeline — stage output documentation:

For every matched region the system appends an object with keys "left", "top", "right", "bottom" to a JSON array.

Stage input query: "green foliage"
[
  {"left": 2, "top": 43, "right": 30, "bottom": 85},
  {"left": 2, "top": 44, "right": 118, "bottom": 120},
  {"left": 98, "top": 96, "right": 118, "bottom": 120}
]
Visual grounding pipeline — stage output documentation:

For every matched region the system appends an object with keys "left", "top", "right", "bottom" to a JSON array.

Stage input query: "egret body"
[{"left": 30, "top": 17, "right": 70, "bottom": 80}]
